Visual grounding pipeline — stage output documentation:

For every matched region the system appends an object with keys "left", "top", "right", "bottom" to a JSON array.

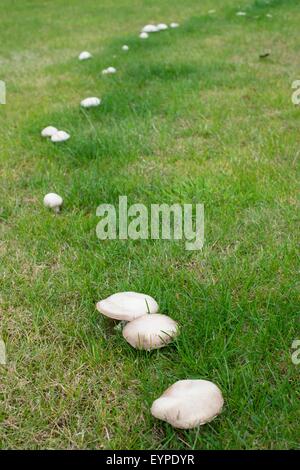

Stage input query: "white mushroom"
[
  {"left": 51, "top": 130, "right": 70, "bottom": 143},
  {"left": 43, "top": 193, "right": 63, "bottom": 213},
  {"left": 139, "top": 32, "right": 149, "bottom": 39},
  {"left": 41, "top": 126, "right": 58, "bottom": 138},
  {"left": 79, "top": 51, "right": 92, "bottom": 61},
  {"left": 236, "top": 11, "right": 247, "bottom": 16},
  {"left": 80, "top": 97, "right": 101, "bottom": 108},
  {"left": 142, "top": 24, "right": 159, "bottom": 33},
  {"left": 102, "top": 66, "right": 117, "bottom": 74},
  {"left": 170, "top": 22, "right": 179, "bottom": 28},
  {"left": 156, "top": 23, "right": 168, "bottom": 31},
  {"left": 96, "top": 292, "right": 159, "bottom": 322},
  {"left": 122, "top": 45, "right": 129, "bottom": 51},
  {"left": 151, "top": 380, "right": 224, "bottom": 429},
  {"left": 123, "top": 314, "right": 178, "bottom": 350}
]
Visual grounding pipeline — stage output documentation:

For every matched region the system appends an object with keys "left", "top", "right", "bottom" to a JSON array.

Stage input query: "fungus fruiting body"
[
  {"left": 102, "top": 66, "right": 117, "bottom": 75},
  {"left": 139, "top": 32, "right": 149, "bottom": 39},
  {"left": 142, "top": 24, "right": 158, "bottom": 33},
  {"left": 122, "top": 45, "right": 129, "bottom": 51},
  {"left": 51, "top": 131, "right": 70, "bottom": 143},
  {"left": 79, "top": 51, "right": 92, "bottom": 61},
  {"left": 170, "top": 22, "right": 179, "bottom": 28},
  {"left": 123, "top": 314, "right": 178, "bottom": 350},
  {"left": 151, "top": 380, "right": 224, "bottom": 429},
  {"left": 96, "top": 292, "right": 159, "bottom": 322},
  {"left": 41, "top": 126, "right": 58, "bottom": 138},
  {"left": 43, "top": 193, "right": 63, "bottom": 213},
  {"left": 156, "top": 23, "right": 168, "bottom": 31},
  {"left": 80, "top": 97, "right": 101, "bottom": 108}
]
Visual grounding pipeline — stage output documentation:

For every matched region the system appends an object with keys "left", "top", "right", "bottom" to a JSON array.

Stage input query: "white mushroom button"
[
  {"left": 96, "top": 292, "right": 159, "bottom": 322},
  {"left": 142, "top": 24, "right": 159, "bottom": 33},
  {"left": 236, "top": 11, "right": 246, "bottom": 16},
  {"left": 139, "top": 32, "right": 149, "bottom": 39},
  {"left": 156, "top": 23, "right": 168, "bottom": 31},
  {"left": 151, "top": 380, "right": 224, "bottom": 429},
  {"left": 102, "top": 66, "right": 117, "bottom": 74},
  {"left": 79, "top": 51, "right": 92, "bottom": 61},
  {"left": 122, "top": 45, "right": 129, "bottom": 51},
  {"left": 43, "top": 193, "right": 63, "bottom": 213},
  {"left": 41, "top": 126, "right": 58, "bottom": 138},
  {"left": 123, "top": 314, "right": 178, "bottom": 350},
  {"left": 51, "top": 131, "right": 70, "bottom": 143},
  {"left": 170, "top": 22, "right": 179, "bottom": 28},
  {"left": 80, "top": 97, "right": 101, "bottom": 108}
]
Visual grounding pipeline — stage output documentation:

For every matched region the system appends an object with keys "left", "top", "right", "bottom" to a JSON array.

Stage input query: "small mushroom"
[
  {"left": 41, "top": 126, "right": 58, "bottom": 138},
  {"left": 79, "top": 51, "right": 92, "bottom": 61},
  {"left": 139, "top": 32, "right": 149, "bottom": 39},
  {"left": 170, "top": 22, "right": 179, "bottom": 28},
  {"left": 122, "top": 45, "right": 129, "bottom": 51},
  {"left": 102, "top": 66, "right": 117, "bottom": 75},
  {"left": 142, "top": 24, "right": 159, "bottom": 33},
  {"left": 156, "top": 23, "right": 168, "bottom": 31},
  {"left": 151, "top": 380, "right": 224, "bottom": 429},
  {"left": 236, "top": 11, "right": 247, "bottom": 16},
  {"left": 80, "top": 97, "right": 101, "bottom": 108},
  {"left": 51, "top": 130, "right": 70, "bottom": 143},
  {"left": 123, "top": 314, "right": 178, "bottom": 350},
  {"left": 43, "top": 193, "right": 63, "bottom": 213},
  {"left": 96, "top": 291, "right": 159, "bottom": 322}
]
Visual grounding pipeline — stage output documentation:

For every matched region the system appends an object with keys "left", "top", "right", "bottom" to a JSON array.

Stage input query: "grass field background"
[{"left": 0, "top": 0, "right": 299, "bottom": 449}]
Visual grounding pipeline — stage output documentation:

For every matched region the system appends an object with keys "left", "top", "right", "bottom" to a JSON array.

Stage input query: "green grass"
[{"left": 0, "top": 0, "right": 299, "bottom": 450}]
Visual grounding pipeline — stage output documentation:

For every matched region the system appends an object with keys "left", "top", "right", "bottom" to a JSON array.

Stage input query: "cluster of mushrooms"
[
  {"left": 96, "top": 292, "right": 224, "bottom": 429},
  {"left": 41, "top": 20, "right": 225, "bottom": 430}
]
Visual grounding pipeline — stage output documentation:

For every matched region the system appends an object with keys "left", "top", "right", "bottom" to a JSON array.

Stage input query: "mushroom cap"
[
  {"left": 51, "top": 130, "right": 70, "bottom": 143},
  {"left": 123, "top": 314, "right": 178, "bottom": 350},
  {"left": 80, "top": 97, "right": 101, "bottom": 108},
  {"left": 41, "top": 126, "right": 58, "bottom": 138},
  {"left": 96, "top": 291, "right": 159, "bottom": 321},
  {"left": 43, "top": 193, "right": 63, "bottom": 210},
  {"left": 142, "top": 24, "right": 159, "bottom": 33},
  {"left": 156, "top": 23, "right": 168, "bottom": 31},
  {"left": 122, "top": 45, "right": 129, "bottom": 51},
  {"left": 139, "top": 32, "right": 149, "bottom": 39},
  {"left": 79, "top": 51, "right": 92, "bottom": 60},
  {"left": 236, "top": 11, "right": 246, "bottom": 16},
  {"left": 151, "top": 380, "right": 224, "bottom": 429},
  {"left": 170, "top": 22, "right": 179, "bottom": 28},
  {"left": 106, "top": 66, "right": 117, "bottom": 74}
]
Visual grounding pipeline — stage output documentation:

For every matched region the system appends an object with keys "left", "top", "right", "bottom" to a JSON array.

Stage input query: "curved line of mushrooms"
[{"left": 41, "top": 21, "right": 225, "bottom": 429}]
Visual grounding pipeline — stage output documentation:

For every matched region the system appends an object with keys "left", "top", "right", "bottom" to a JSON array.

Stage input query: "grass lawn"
[{"left": 0, "top": 0, "right": 299, "bottom": 450}]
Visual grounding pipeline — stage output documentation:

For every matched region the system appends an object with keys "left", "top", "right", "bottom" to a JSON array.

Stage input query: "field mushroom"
[
  {"left": 43, "top": 193, "right": 63, "bottom": 213},
  {"left": 139, "top": 32, "right": 149, "bottom": 39},
  {"left": 51, "top": 130, "right": 70, "bottom": 143},
  {"left": 96, "top": 291, "right": 159, "bottom": 322},
  {"left": 102, "top": 66, "right": 117, "bottom": 74},
  {"left": 123, "top": 314, "right": 178, "bottom": 350},
  {"left": 142, "top": 24, "right": 158, "bottom": 33},
  {"left": 80, "top": 97, "right": 101, "bottom": 108},
  {"left": 151, "top": 380, "right": 224, "bottom": 429},
  {"left": 79, "top": 51, "right": 92, "bottom": 61},
  {"left": 236, "top": 11, "right": 247, "bottom": 16},
  {"left": 41, "top": 126, "right": 58, "bottom": 138},
  {"left": 170, "top": 22, "right": 179, "bottom": 28},
  {"left": 122, "top": 45, "right": 129, "bottom": 51},
  {"left": 156, "top": 23, "right": 168, "bottom": 31}
]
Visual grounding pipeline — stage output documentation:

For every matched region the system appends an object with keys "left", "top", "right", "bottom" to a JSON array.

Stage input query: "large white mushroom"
[
  {"left": 51, "top": 130, "right": 70, "bottom": 143},
  {"left": 41, "top": 126, "right": 58, "bottom": 138},
  {"left": 43, "top": 193, "right": 63, "bottom": 213},
  {"left": 96, "top": 292, "right": 159, "bottom": 322},
  {"left": 151, "top": 380, "right": 224, "bottom": 429},
  {"left": 79, "top": 51, "right": 92, "bottom": 61},
  {"left": 123, "top": 314, "right": 178, "bottom": 350},
  {"left": 80, "top": 97, "right": 101, "bottom": 108}
]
